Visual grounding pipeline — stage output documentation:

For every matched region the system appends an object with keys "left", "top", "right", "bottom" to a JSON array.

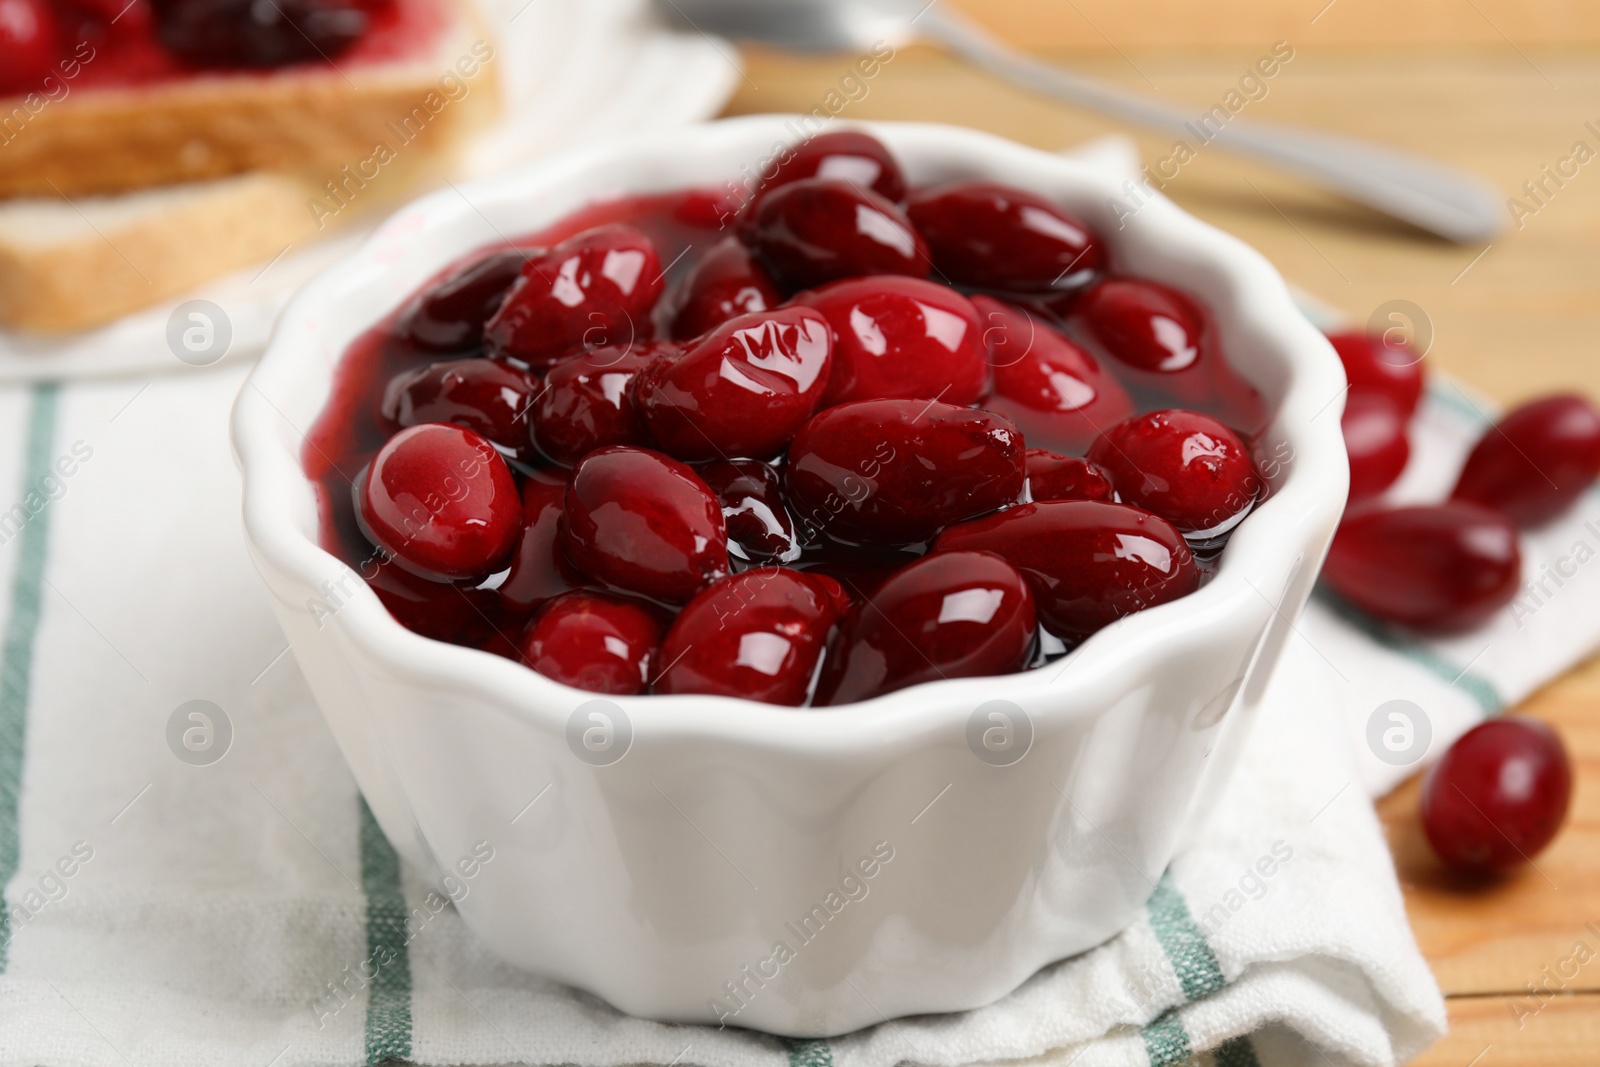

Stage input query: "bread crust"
[
  {"left": 0, "top": 14, "right": 496, "bottom": 198},
  {"left": 0, "top": 6, "right": 500, "bottom": 332}
]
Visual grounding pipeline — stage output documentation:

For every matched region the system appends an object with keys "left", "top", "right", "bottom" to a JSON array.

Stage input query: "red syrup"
[
  {"left": 302, "top": 178, "right": 1267, "bottom": 700},
  {"left": 11, "top": 0, "right": 453, "bottom": 94}
]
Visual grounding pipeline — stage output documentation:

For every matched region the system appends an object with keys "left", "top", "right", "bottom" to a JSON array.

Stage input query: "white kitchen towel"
[
  {"left": 0, "top": 153, "right": 1595, "bottom": 1065},
  {"left": 7, "top": 346, "right": 1597, "bottom": 1066}
]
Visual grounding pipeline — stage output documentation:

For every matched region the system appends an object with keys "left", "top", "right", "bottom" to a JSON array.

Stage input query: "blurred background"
[{"left": 721, "top": 0, "right": 1597, "bottom": 404}]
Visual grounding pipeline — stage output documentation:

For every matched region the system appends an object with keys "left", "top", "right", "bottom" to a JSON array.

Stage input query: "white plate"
[{"left": 0, "top": 0, "right": 739, "bottom": 382}]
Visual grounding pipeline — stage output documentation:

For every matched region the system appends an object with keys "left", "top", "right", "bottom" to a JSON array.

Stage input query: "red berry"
[
  {"left": 815, "top": 551, "right": 1037, "bottom": 705},
  {"left": 786, "top": 399, "right": 1025, "bottom": 546},
  {"left": 519, "top": 590, "right": 665, "bottom": 695},
  {"left": 528, "top": 343, "right": 665, "bottom": 466},
  {"left": 484, "top": 225, "right": 664, "bottom": 368},
  {"left": 1451, "top": 393, "right": 1600, "bottom": 527},
  {"left": 381, "top": 359, "right": 537, "bottom": 456},
  {"left": 1025, "top": 449, "right": 1114, "bottom": 503},
  {"left": 1074, "top": 278, "right": 1206, "bottom": 373},
  {"left": 394, "top": 248, "right": 526, "bottom": 354},
  {"left": 1422, "top": 717, "right": 1571, "bottom": 875},
  {"left": 670, "top": 237, "right": 782, "bottom": 340},
  {"left": 562, "top": 446, "right": 729, "bottom": 603},
  {"left": 0, "top": 0, "right": 60, "bottom": 93},
  {"left": 497, "top": 476, "right": 583, "bottom": 613},
  {"left": 696, "top": 459, "right": 800, "bottom": 563},
  {"left": 1326, "top": 330, "right": 1424, "bottom": 417},
  {"left": 156, "top": 0, "right": 370, "bottom": 68},
  {"left": 907, "top": 181, "right": 1103, "bottom": 292},
  {"left": 975, "top": 295, "right": 1133, "bottom": 454},
  {"left": 932, "top": 501, "right": 1199, "bottom": 641},
  {"left": 1343, "top": 391, "right": 1410, "bottom": 503},
  {"left": 761, "top": 130, "right": 907, "bottom": 205},
  {"left": 741, "top": 178, "right": 928, "bottom": 291},
  {"left": 653, "top": 568, "right": 843, "bottom": 705},
  {"left": 357, "top": 424, "right": 522, "bottom": 581},
  {"left": 794, "top": 276, "right": 988, "bottom": 406},
  {"left": 1322, "top": 503, "right": 1521, "bottom": 631},
  {"left": 1088, "top": 410, "right": 1260, "bottom": 537},
  {"left": 635, "top": 307, "right": 832, "bottom": 460}
]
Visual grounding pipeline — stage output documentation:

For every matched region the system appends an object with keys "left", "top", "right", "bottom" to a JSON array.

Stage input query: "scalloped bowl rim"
[{"left": 232, "top": 116, "right": 1349, "bottom": 755}]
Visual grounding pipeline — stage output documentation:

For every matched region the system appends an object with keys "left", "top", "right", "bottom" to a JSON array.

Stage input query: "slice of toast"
[
  {"left": 0, "top": 174, "right": 323, "bottom": 333},
  {"left": 0, "top": 0, "right": 498, "bottom": 333},
  {"left": 0, "top": 120, "right": 461, "bottom": 334},
  {"left": 0, "top": 0, "right": 497, "bottom": 199}
]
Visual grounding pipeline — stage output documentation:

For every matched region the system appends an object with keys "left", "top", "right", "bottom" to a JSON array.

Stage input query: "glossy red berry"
[
  {"left": 484, "top": 225, "right": 664, "bottom": 368},
  {"left": 975, "top": 295, "right": 1133, "bottom": 454},
  {"left": 635, "top": 306, "right": 832, "bottom": 460},
  {"left": 1343, "top": 391, "right": 1410, "bottom": 503},
  {"left": 1421, "top": 717, "right": 1571, "bottom": 875},
  {"left": 761, "top": 130, "right": 908, "bottom": 205},
  {"left": 1322, "top": 503, "right": 1521, "bottom": 631},
  {"left": 357, "top": 424, "right": 523, "bottom": 581},
  {"left": 519, "top": 591, "right": 665, "bottom": 695},
  {"left": 907, "top": 181, "right": 1103, "bottom": 292},
  {"left": 653, "top": 568, "right": 843, "bottom": 705},
  {"left": 381, "top": 359, "right": 537, "bottom": 456},
  {"left": 1451, "top": 393, "right": 1600, "bottom": 527},
  {"left": 815, "top": 551, "right": 1037, "bottom": 705},
  {"left": 932, "top": 501, "right": 1199, "bottom": 641},
  {"left": 1088, "top": 410, "right": 1260, "bottom": 537},
  {"left": 563, "top": 446, "right": 729, "bottom": 603},
  {"left": 1074, "top": 278, "right": 1206, "bottom": 373},
  {"left": 670, "top": 237, "right": 782, "bottom": 340},
  {"left": 1026, "top": 449, "right": 1114, "bottom": 502},
  {"left": 741, "top": 178, "right": 928, "bottom": 291},
  {"left": 394, "top": 248, "right": 526, "bottom": 354},
  {"left": 528, "top": 343, "right": 665, "bottom": 466},
  {"left": 786, "top": 399, "right": 1025, "bottom": 546},
  {"left": 1326, "top": 330, "right": 1424, "bottom": 417},
  {"left": 794, "top": 276, "right": 988, "bottom": 406},
  {"left": 697, "top": 460, "right": 800, "bottom": 563},
  {"left": 497, "top": 476, "right": 583, "bottom": 613},
  {"left": 156, "top": 0, "right": 369, "bottom": 68},
  {"left": 0, "top": 0, "right": 60, "bottom": 93}
]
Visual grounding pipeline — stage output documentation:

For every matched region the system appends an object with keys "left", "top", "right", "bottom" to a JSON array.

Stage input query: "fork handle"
[{"left": 918, "top": 8, "right": 1503, "bottom": 243}]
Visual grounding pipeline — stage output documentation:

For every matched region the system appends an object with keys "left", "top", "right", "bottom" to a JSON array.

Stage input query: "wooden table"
[{"left": 719, "top": 12, "right": 1600, "bottom": 1063}]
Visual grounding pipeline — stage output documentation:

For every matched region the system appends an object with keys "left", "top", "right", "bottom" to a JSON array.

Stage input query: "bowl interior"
[{"left": 236, "top": 116, "right": 1348, "bottom": 748}]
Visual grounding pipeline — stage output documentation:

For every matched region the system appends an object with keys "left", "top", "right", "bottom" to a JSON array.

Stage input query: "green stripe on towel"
[
  {"left": 1140, "top": 870, "right": 1260, "bottom": 1066},
  {"left": 1140, "top": 1009, "right": 1191, "bottom": 1067},
  {"left": 0, "top": 385, "right": 59, "bottom": 973},
  {"left": 359, "top": 797, "right": 413, "bottom": 1064},
  {"left": 784, "top": 1038, "right": 835, "bottom": 1067},
  {"left": 1146, "top": 871, "right": 1225, "bottom": 1001}
]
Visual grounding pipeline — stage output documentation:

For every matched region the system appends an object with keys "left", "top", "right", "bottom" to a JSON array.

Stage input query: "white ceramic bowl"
[{"left": 232, "top": 117, "right": 1348, "bottom": 1037}]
